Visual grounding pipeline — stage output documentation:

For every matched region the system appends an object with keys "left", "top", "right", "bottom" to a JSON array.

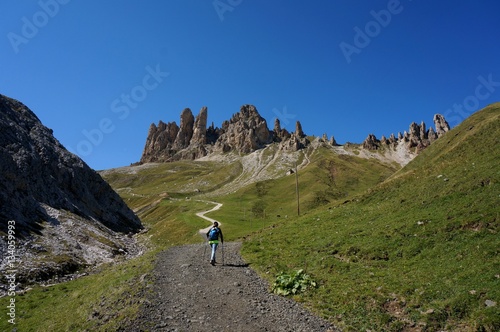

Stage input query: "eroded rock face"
[
  {"left": 362, "top": 134, "right": 379, "bottom": 150},
  {"left": 140, "top": 104, "right": 311, "bottom": 163},
  {"left": 174, "top": 108, "right": 195, "bottom": 149},
  {"left": 0, "top": 94, "right": 143, "bottom": 287},
  {"left": 192, "top": 106, "right": 208, "bottom": 145},
  {"left": 434, "top": 114, "right": 450, "bottom": 137},
  {"left": 361, "top": 114, "right": 450, "bottom": 154},
  {"left": 214, "top": 105, "right": 273, "bottom": 154},
  {"left": 140, "top": 121, "right": 180, "bottom": 162},
  {"left": 0, "top": 94, "right": 142, "bottom": 236}
]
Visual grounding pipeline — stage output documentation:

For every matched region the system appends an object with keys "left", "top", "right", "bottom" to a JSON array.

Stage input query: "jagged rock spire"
[
  {"left": 434, "top": 114, "right": 450, "bottom": 137},
  {"left": 174, "top": 108, "right": 194, "bottom": 149},
  {"left": 192, "top": 106, "right": 208, "bottom": 145},
  {"left": 361, "top": 114, "right": 450, "bottom": 154}
]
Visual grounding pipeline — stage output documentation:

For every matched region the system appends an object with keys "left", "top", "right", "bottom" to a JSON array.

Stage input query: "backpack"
[{"left": 208, "top": 227, "right": 220, "bottom": 241}]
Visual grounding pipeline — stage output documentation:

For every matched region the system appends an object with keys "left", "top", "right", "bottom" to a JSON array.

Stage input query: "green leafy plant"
[{"left": 272, "top": 269, "right": 317, "bottom": 296}]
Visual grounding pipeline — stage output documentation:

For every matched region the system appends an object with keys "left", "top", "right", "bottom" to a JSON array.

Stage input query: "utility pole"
[{"left": 295, "top": 162, "right": 300, "bottom": 216}]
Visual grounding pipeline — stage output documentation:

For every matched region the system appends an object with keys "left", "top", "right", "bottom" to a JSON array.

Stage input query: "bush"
[{"left": 271, "top": 269, "right": 317, "bottom": 296}]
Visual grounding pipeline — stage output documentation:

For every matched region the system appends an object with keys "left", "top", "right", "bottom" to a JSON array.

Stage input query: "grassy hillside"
[
  {"left": 2, "top": 104, "right": 497, "bottom": 331},
  {"left": 208, "top": 145, "right": 398, "bottom": 239},
  {"left": 242, "top": 104, "right": 500, "bottom": 331}
]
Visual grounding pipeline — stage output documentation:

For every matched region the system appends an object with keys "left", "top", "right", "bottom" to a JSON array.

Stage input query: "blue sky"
[{"left": 1, "top": 0, "right": 499, "bottom": 170}]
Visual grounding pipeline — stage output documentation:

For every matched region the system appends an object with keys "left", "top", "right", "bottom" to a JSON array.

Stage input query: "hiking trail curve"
[{"left": 124, "top": 201, "right": 338, "bottom": 331}]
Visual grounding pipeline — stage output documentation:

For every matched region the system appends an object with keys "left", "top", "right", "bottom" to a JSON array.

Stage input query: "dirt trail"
[
  {"left": 195, "top": 200, "right": 223, "bottom": 236},
  {"left": 127, "top": 242, "right": 337, "bottom": 331},
  {"left": 125, "top": 201, "right": 338, "bottom": 331}
]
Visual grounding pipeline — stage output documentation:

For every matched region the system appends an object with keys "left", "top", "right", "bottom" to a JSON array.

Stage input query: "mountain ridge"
[{"left": 139, "top": 104, "right": 450, "bottom": 167}]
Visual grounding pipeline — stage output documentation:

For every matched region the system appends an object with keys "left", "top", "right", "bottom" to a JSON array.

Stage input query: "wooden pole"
[{"left": 295, "top": 162, "right": 300, "bottom": 216}]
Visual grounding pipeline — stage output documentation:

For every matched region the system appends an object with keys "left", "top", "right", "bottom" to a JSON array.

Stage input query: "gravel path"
[{"left": 127, "top": 242, "right": 338, "bottom": 331}]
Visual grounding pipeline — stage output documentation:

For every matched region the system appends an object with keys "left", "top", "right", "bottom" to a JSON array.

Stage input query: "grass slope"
[
  {"left": 242, "top": 104, "right": 500, "bottom": 331},
  {"left": 3, "top": 104, "right": 497, "bottom": 331},
  {"left": 208, "top": 145, "right": 398, "bottom": 238}
]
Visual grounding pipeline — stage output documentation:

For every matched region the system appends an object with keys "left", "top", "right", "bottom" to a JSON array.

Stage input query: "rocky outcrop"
[
  {"left": 174, "top": 108, "right": 195, "bottom": 149},
  {"left": 192, "top": 106, "right": 208, "bottom": 145},
  {"left": 277, "top": 121, "right": 311, "bottom": 151},
  {"left": 273, "top": 119, "right": 291, "bottom": 141},
  {"left": 214, "top": 105, "right": 273, "bottom": 154},
  {"left": 0, "top": 94, "right": 142, "bottom": 236},
  {"left": 363, "top": 134, "right": 379, "bottom": 150},
  {"left": 361, "top": 114, "right": 450, "bottom": 153},
  {"left": 140, "top": 105, "right": 310, "bottom": 163},
  {"left": 140, "top": 121, "right": 179, "bottom": 162},
  {"left": 0, "top": 94, "right": 143, "bottom": 287},
  {"left": 434, "top": 114, "right": 450, "bottom": 137}
]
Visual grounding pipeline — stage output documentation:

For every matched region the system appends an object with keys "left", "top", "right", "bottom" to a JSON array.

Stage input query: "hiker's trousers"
[{"left": 210, "top": 243, "right": 218, "bottom": 261}]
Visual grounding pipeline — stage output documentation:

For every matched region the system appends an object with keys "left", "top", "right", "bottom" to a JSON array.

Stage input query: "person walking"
[{"left": 206, "top": 221, "right": 223, "bottom": 265}]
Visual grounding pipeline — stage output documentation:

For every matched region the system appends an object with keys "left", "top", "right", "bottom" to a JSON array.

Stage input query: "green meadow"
[{"left": 1, "top": 104, "right": 498, "bottom": 331}]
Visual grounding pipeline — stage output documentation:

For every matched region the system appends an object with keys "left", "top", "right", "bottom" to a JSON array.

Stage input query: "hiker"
[{"left": 206, "top": 221, "right": 223, "bottom": 265}]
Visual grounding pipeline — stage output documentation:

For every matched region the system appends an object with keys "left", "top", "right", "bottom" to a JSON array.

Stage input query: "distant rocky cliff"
[
  {"left": 140, "top": 105, "right": 311, "bottom": 163},
  {"left": 362, "top": 114, "right": 450, "bottom": 152},
  {"left": 140, "top": 104, "right": 450, "bottom": 165}
]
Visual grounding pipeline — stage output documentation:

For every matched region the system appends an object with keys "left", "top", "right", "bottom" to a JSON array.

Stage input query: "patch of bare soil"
[{"left": 125, "top": 242, "right": 338, "bottom": 331}]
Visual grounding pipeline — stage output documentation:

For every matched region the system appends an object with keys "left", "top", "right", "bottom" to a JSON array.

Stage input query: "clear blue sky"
[{"left": 2, "top": 0, "right": 499, "bottom": 170}]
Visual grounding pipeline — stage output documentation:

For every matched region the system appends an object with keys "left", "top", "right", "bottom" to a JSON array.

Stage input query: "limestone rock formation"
[
  {"left": 361, "top": 113, "right": 450, "bottom": 154},
  {"left": 277, "top": 121, "right": 311, "bottom": 151},
  {"left": 192, "top": 106, "right": 208, "bottom": 145},
  {"left": 295, "top": 121, "right": 305, "bottom": 138},
  {"left": 0, "top": 94, "right": 141, "bottom": 236},
  {"left": 434, "top": 114, "right": 450, "bottom": 137},
  {"left": 273, "top": 118, "right": 291, "bottom": 141},
  {"left": 140, "top": 104, "right": 310, "bottom": 163},
  {"left": 174, "top": 108, "right": 195, "bottom": 149},
  {"left": 215, "top": 105, "right": 273, "bottom": 154},
  {"left": 140, "top": 121, "right": 179, "bottom": 162},
  {"left": 362, "top": 134, "right": 379, "bottom": 150},
  {"left": 0, "top": 94, "right": 143, "bottom": 286}
]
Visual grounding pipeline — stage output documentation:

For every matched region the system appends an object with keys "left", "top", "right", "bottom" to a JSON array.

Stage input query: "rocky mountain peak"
[
  {"left": 140, "top": 104, "right": 312, "bottom": 164},
  {"left": 215, "top": 105, "right": 272, "bottom": 153},
  {"left": 140, "top": 105, "right": 449, "bottom": 166}
]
